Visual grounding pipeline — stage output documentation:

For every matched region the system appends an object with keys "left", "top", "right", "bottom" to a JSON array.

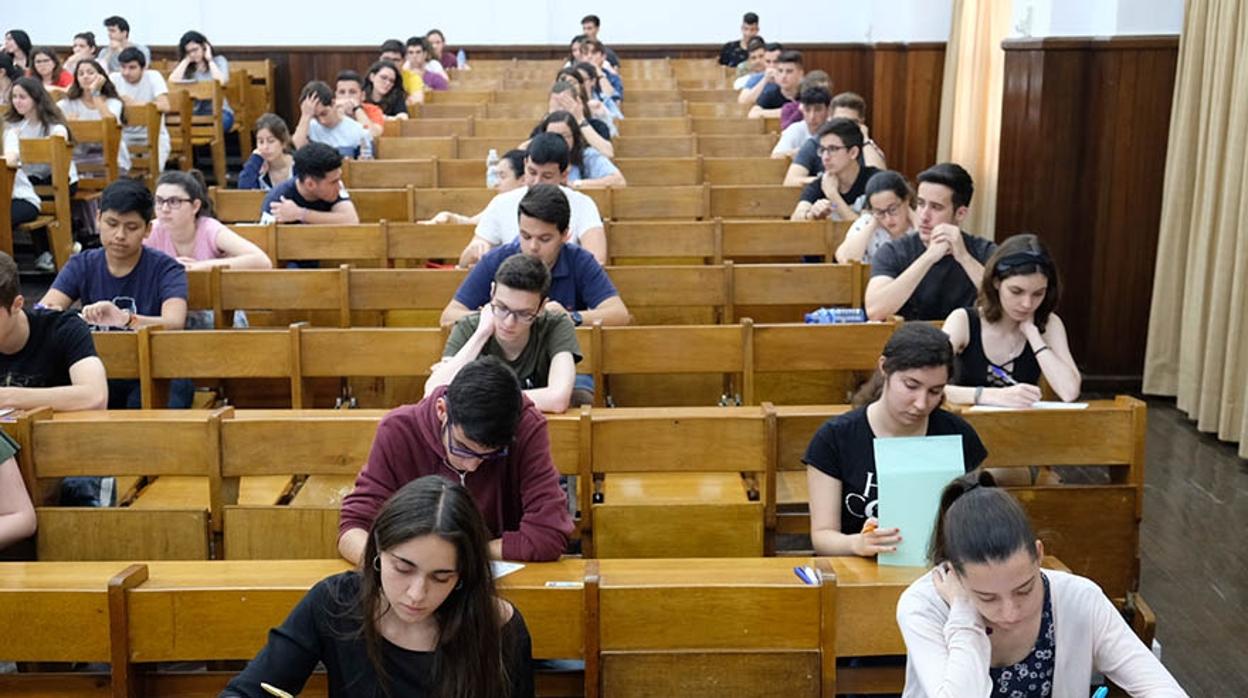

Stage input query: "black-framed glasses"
[
  {"left": 817, "top": 144, "right": 848, "bottom": 156},
  {"left": 871, "top": 203, "right": 905, "bottom": 219},
  {"left": 490, "top": 299, "right": 540, "bottom": 324},
  {"left": 443, "top": 420, "right": 509, "bottom": 461},
  {"left": 154, "top": 196, "right": 192, "bottom": 209}
]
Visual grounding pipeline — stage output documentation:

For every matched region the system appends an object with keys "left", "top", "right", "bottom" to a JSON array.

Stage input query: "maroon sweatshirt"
[{"left": 338, "top": 386, "right": 572, "bottom": 561}]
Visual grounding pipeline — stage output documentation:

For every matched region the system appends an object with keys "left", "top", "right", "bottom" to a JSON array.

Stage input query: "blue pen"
[
  {"left": 1091, "top": 687, "right": 1108, "bottom": 698},
  {"left": 989, "top": 365, "right": 1018, "bottom": 386},
  {"left": 793, "top": 566, "right": 816, "bottom": 586}
]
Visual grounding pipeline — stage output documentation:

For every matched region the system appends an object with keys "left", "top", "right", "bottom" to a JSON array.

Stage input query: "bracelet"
[
  {"left": 1034, "top": 345, "right": 1050, "bottom": 357},
  {"left": 974, "top": 386, "right": 984, "bottom": 405}
]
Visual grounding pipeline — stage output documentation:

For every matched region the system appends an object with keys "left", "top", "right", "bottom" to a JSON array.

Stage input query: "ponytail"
[{"left": 928, "top": 471, "right": 1038, "bottom": 572}]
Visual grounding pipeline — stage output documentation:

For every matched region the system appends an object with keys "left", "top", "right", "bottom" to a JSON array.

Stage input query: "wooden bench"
[
  {"left": 209, "top": 187, "right": 413, "bottom": 224},
  {"left": 17, "top": 136, "right": 75, "bottom": 270}
]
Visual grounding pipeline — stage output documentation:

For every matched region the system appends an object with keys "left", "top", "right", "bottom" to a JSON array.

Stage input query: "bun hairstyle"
[{"left": 928, "top": 471, "right": 1039, "bottom": 573}]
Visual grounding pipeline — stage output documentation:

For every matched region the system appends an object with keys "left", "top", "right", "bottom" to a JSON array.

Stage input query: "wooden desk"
[{"left": 594, "top": 473, "right": 762, "bottom": 558}]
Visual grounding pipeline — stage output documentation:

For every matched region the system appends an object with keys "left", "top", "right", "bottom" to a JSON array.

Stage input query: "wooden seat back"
[
  {"left": 18, "top": 135, "right": 75, "bottom": 269},
  {"left": 121, "top": 103, "right": 162, "bottom": 190},
  {"left": 64, "top": 116, "right": 121, "bottom": 192}
]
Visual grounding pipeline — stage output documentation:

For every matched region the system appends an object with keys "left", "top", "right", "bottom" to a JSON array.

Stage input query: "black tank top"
[{"left": 953, "top": 307, "right": 1042, "bottom": 387}]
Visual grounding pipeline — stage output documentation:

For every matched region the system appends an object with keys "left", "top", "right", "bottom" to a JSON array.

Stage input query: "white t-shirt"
[
  {"left": 4, "top": 122, "right": 80, "bottom": 209},
  {"left": 426, "top": 59, "right": 447, "bottom": 77},
  {"left": 110, "top": 69, "right": 171, "bottom": 170},
  {"left": 474, "top": 185, "right": 603, "bottom": 246},
  {"left": 773, "top": 120, "right": 813, "bottom": 157},
  {"left": 57, "top": 97, "right": 133, "bottom": 173},
  {"left": 308, "top": 117, "right": 371, "bottom": 159}
]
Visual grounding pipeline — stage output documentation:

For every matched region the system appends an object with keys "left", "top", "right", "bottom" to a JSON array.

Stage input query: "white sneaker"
[{"left": 34, "top": 252, "right": 54, "bottom": 272}]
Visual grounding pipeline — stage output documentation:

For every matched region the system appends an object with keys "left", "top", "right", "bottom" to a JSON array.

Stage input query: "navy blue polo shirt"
[{"left": 453, "top": 241, "right": 618, "bottom": 312}]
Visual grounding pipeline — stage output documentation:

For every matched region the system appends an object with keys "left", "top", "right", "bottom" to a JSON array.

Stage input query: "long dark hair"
[
  {"left": 176, "top": 31, "right": 214, "bottom": 74},
  {"left": 533, "top": 110, "right": 586, "bottom": 171},
  {"left": 364, "top": 60, "right": 407, "bottom": 117},
  {"left": 977, "top": 233, "right": 1061, "bottom": 332},
  {"left": 5, "top": 31, "right": 32, "bottom": 63},
  {"left": 4, "top": 77, "right": 71, "bottom": 142},
  {"left": 928, "top": 471, "right": 1038, "bottom": 572},
  {"left": 30, "top": 47, "right": 64, "bottom": 85},
  {"left": 157, "top": 170, "right": 214, "bottom": 219},
  {"left": 851, "top": 321, "right": 954, "bottom": 407},
  {"left": 65, "top": 59, "right": 120, "bottom": 101},
  {"left": 354, "top": 476, "right": 510, "bottom": 698},
  {"left": 549, "top": 79, "right": 592, "bottom": 122}
]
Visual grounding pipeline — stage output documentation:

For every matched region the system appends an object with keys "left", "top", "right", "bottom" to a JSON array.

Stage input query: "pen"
[
  {"left": 793, "top": 566, "right": 815, "bottom": 585},
  {"left": 261, "top": 683, "right": 294, "bottom": 698},
  {"left": 804, "top": 566, "right": 819, "bottom": 585},
  {"left": 989, "top": 365, "right": 1018, "bottom": 386},
  {"left": 1091, "top": 688, "right": 1108, "bottom": 698}
]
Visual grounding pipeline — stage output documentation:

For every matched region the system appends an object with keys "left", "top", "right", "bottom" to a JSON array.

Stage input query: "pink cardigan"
[{"left": 896, "top": 569, "right": 1188, "bottom": 697}]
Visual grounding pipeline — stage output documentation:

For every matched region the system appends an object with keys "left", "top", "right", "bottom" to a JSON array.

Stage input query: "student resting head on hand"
[{"left": 896, "top": 472, "right": 1187, "bottom": 697}]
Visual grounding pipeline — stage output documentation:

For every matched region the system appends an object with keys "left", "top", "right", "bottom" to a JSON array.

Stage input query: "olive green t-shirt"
[{"left": 443, "top": 311, "right": 582, "bottom": 389}]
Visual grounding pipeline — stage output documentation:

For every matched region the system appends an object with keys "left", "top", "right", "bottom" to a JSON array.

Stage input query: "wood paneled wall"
[
  {"left": 996, "top": 36, "right": 1178, "bottom": 383},
  {"left": 163, "top": 42, "right": 944, "bottom": 178}
]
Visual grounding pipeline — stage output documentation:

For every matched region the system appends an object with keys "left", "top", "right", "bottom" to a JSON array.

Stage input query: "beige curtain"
[
  {"left": 1144, "top": 0, "right": 1248, "bottom": 458},
  {"left": 936, "top": 0, "right": 1011, "bottom": 239}
]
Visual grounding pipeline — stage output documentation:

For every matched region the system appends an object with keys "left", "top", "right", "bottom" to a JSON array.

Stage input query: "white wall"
[
  {"left": 3, "top": 1, "right": 952, "bottom": 47},
  {"left": 1012, "top": 0, "right": 1183, "bottom": 38}
]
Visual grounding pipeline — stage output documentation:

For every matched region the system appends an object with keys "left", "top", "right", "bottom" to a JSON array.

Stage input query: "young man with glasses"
[
  {"left": 430, "top": 254, "right": 582, "bottom": 413},
  {"left": 790, "top": 118, "right": 880, "bottom": 222},
  {"left": 338, "top": 356, "right": 574, "bottom": 563}
]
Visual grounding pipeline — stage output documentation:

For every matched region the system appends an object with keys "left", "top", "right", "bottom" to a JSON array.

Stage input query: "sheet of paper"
[
  {"left": 966, "top": 401, "right": 1089, "bottom": 413},
  {"left": 874, "top": 434, "right": 965, "bottom": 568},
  {"left": 491, "top": 560, "right": 525, "bottom": 579}
]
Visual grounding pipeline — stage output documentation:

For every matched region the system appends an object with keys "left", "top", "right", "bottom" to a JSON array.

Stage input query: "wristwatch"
[
  {"left": 124, "top": 309, "right": 139, "bottom": 330},
  {"left": 570, "top": 311, "right": 583, "bottom": 326}
]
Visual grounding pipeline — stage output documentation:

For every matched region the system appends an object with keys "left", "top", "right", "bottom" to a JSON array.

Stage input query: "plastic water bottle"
[
  {"left": 804, "top": 307, "right": 867, "bottom": 324},
  {"left": 456, "top": 48, "right": 467, "bottom": 69},
  {"left": 358, "top": 136, "right": 373, "bottom": 160},
  {"left": 485, "top": 149, "right": 499, "bottom": 188}
]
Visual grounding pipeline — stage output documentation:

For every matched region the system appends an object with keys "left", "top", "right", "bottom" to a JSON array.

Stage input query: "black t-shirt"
[
  {"left": 794, "top": 137, "right": 868, "bottom": 178},
  {"left": 0, "top": 309, "right": 98, "bottom": 389},
  {"left": 719, "top": 41, "right": 749, "bottom": 67},
  {"left": 223, "top": 571, "right": 535, "bottom": 698},
  {"left": 800, "top": 165, "right": 882, "bottom": 213},
  {"left": 802, "top": 406, "right": 988, "bottom": 535},
  {"left": 260, "top": 177, "right": 350, "bottom": 220},
  {"left": 756, "top": 83, "right": 794, "bottom": 110},
  {"left": 869, "top": 231, "right": 998, "bottom": 321}
]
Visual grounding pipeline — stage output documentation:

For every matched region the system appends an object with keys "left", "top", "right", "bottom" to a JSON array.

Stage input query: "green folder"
[{"left": 873, "top": 434, "right": 965, "bottom": 568}]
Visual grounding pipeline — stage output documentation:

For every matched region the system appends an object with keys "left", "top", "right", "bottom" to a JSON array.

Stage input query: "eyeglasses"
[
  {"left": 817, "top": 145, "right": 848, "bottom": 156},
  {"left": 444, "top": 420, "right": 509, "bottom": 461},
  {"left": 490, "top": 299, "right": 540, "bottom": 324},
  {"left": 871, "top": 203, "right": 905, "bottom": 219},
  {"left": 154, "top": 196, "right": 192, "bottom": 209}
]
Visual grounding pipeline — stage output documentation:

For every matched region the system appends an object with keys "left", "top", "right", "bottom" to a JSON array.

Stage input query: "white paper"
[
  {"left": 966, "top": 401, "right": 1089, "bottom": 413},
  {"left": 491, "top": 560, "right": 525, "bottom": 579}
]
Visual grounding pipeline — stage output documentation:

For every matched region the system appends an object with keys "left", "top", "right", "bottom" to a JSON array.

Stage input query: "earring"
[
  {"left": 372, "top": 555, "right": 381, "bottom": 572},
  {"left": 455, "top": 581, "right": 464, "bottom": 590}
]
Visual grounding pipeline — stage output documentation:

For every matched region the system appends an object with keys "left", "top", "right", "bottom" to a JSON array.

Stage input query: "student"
[
  {"left": 790, "top": 118, "right": 880, "bottom": 222},
  {"left": 579, "top": 15, "right": 620, "bottom": 69},
  {"left": 786, "top": 91, "right": 886, "bottom": 184},
  {"left": 562, "top": 65, "right": 619, "bottom": 134},
  {"left": 773, "top": 86, "right": 830, "bottom": 159},
  {"left": 747, "top": 49, "right": 803, "bottom": 119},
  {"left": 719, "top": 12, "right": 761, "bottom": 67},
  {"left": 0, "top": 54, "right": 20, "bottom": 107},
  {"left": 943, "top": 233, "right": 1081, "bottom": 407},
  {"left": 426, "top": 29, "right": 459, "bottom": 70},
  {"left": 3, "top": 30, "right": 31, "bottom": 71},
  {"left": 338, "top": 357, "right": 574, "bottom": 564},
  {"left": 29, "top": 48, "right": 73, "bottom": 88},
  {"left": 444, "top": 184, "right": 628, "bottom": 331},
  {"left": 583, "top": 40, "right": 622, "bottom": 103},
  {"left": 732, "top": 38, "right": 768, "bottom": 89},
  {"left": 778, "top": 70, "right": 830, "bottom": 131},
  {"left": 260, "top": 142, "right": 360, "bottom": 225},
  {"left": 334, "top": 70, "right": 384, "bottom": 139},
  {"left": 39, "top": 179, "right": 189, "bottom": 408},
  {"left": 457, "top": 135, "right": 607, "bottom": 268},
  {"left": 424, "top": 149, "right": 527, "bottom": 225},
  {"left": 146, "top": 170, "right": 271, "bottom": 272},
  {"left": 548, "top": 80, "right": 614, "bottom": 158},
  {"left": 168, "top": 31, "right": 232, "bottom": 131},
  {"left": 227, "top": 476, "right": 535, "bottom": 698},
  {"left": 401, "top": 36, "right": 448, "bottom": 105},
  {"left": 58, "top": 58, "right": 133, "bottom": 178},
  {"left": 0, "top": 430, "right": 35, "bottom": 552},
  {"left": 432, "top": 254, "right": 581, "bottom": 413},
  {"left": 291, "top": 80, "right": 372, "bottom": 160},
  {"left": 4, "top": 77, "right": 80, "bottom": 272},
  {"left": 109, "top": 46, "right": 171, "bottom": 171},
  {"left": 865, "top": 163, "right": 997, "bottom": 321},
  {"left": 835, "top": 170, "right": 918, "bottom": 264},
  {"left": 238, "top": 113, "right": 294, "bottom": 191},
  {"left": 0, "top": 251, "right": 108, "bottom": 412},
  {"left": 364, "top": 60, "right": 408, "bottom": 119},
  {"left": 96, "top": 16, "right": 150, "bottom": 74},
  {"left": 804, "top": 322, "right": 987, "bottom": 557},
  {"left": 897, "top": 473, "right": 1188, "bottom": 697},
  {"left": 533, "top": 111, "right": 624, "bottom": 189},
  {"left": 378, "top": 39, "right": 405, "bottom": 66},
  {"left": 737, "top": 42, "right": 782, "bottom": 104},
  {"left": 62, "top": 32, "right": 98, "bottom": 74}
]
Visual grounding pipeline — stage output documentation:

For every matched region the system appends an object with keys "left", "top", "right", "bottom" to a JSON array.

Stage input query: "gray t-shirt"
[
  {"left": 443, "top": 311, "right": 582, "bottom": 390},
  {"left": 57, "top": 97, "right": 132, "bottom": 172},
  {"left": 96, "top": 43, "right": 152, "bottom": 73}
]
